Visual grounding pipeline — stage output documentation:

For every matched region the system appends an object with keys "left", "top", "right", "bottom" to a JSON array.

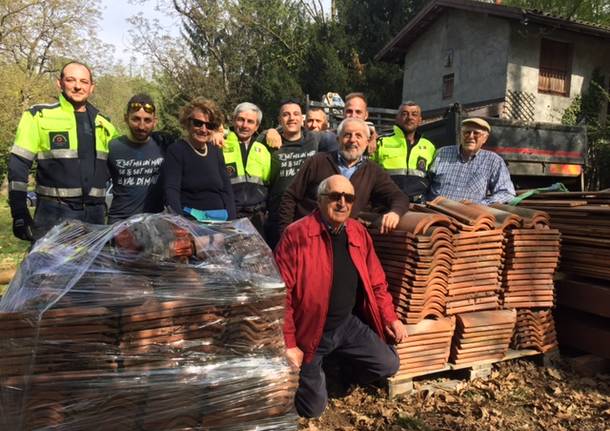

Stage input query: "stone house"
[{"left": 376, "top": 0, "right": 610, "bottom": 123}]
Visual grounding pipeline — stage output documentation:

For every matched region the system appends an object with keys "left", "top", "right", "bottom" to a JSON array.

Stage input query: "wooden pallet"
[{"left": 388, "top": 348, "right": 559, "bottom": 398}]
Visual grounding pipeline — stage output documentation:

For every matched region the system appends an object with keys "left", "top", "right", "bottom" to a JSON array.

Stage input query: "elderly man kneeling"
[{"left": 274, "top": 174, "right": 407, "bottom": 418}]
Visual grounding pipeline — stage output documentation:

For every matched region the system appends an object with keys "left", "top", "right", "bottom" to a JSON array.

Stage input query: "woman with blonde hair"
[{"left": 164, "top": 97, "right": 236, "bottom": 220}]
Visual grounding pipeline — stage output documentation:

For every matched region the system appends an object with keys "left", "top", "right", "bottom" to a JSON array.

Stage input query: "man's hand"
[
  {"left": 209, "top": 130, "right": 225, "bottom": 148},
  {"left": 385, "top": 319, "right": 408, "bottom": 344},
  {"left": 285, "top": 346, "right": 304, "bottom": 370},
  {"left": 266, "top": 128, "right": 282, "bottom": 149},
  {"left": 13, "top": 213, "right": 34, "bottom": 241},
  {"left": 379, "top": 211, "right": 400, "bottom": 234}
]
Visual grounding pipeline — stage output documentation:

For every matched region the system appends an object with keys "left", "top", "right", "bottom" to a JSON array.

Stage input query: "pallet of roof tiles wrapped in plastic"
[{"left": 0, "top": 214, "right": 298, "bottom": 431}]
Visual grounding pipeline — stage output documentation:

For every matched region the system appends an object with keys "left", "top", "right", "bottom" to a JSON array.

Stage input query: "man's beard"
[{"left": 340, "top": 148, "right": 360, "bottom": 162}]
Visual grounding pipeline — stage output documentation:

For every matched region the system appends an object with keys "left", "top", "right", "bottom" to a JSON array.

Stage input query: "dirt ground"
[{"left": 299, "top": 358, "right": 610, "bottom": 431}]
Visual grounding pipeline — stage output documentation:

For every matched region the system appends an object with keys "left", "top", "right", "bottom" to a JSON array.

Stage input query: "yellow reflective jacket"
[
  {"left": 9, "top": 93, "right": 118, "bottom": 203},
  {"left": 222, "top": 130, "right": 271, "bottom": 210}
]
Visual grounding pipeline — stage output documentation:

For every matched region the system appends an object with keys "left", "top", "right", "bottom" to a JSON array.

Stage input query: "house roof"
[{"left": 376, "top": 0, "right": 610, "bottom": 62}]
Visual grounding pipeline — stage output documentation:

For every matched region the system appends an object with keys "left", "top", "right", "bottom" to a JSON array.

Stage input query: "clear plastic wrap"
[{"left": 0, "top": 213, "right": 297, "bottom": 430}]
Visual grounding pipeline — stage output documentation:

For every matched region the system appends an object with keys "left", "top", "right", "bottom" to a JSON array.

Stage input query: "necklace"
[{"left": 188, "top": 141, "right": 208, "bottom": 157}]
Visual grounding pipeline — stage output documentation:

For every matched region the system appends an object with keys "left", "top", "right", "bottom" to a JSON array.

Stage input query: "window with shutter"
[
  {"left": 538, "top": 39, "right": 572, "bottom": 96},
  {"left": 442, "top": 74, "right": 454, "bottom": 99}
]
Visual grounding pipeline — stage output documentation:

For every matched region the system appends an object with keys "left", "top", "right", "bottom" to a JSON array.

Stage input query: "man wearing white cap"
[{"left": 425, "top": 117, "right": 515, "bottom": 205}]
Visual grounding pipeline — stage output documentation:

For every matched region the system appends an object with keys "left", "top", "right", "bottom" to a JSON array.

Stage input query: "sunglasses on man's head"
[
  {"left": 129, "top": 102, "right": 155, "bottom": 113},
  {"left": 190, "top": 118, "right": 218, "bottom": 130},
  {"left": 321, "top": 191, "right": 355, "bottom": 204}
]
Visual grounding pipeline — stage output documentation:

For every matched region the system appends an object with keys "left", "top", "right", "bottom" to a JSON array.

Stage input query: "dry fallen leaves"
[{"left": 301, "top": 358, "right": 610, "bottom": 431}]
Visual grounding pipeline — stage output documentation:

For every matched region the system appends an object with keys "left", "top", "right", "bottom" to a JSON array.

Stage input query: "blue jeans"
[
  {"left": 295, "top": 314, "right": 399, "bottom": 418},
  {"left": 33, "top": 198, "right": 105, "bottom": 240}
]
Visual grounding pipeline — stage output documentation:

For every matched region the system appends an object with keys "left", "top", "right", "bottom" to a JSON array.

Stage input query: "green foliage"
[
  {"left": 560, "top": 95, "right": 582, "bottom": 126},
  {"left": 0, "top": 0, "right": 115, "bottom": 182},
  {"left": 561, "top": 69, "right": 610, "bottom": 189},
  {"left": 0, "top": 197, "right": 28, "bottom": 266},
  {"left": 173, "top": 0, "right": 310, "bottom": 115},
  {"left": 331, "top": 0, "right": 426, "bottom": 107},
  {"left": 0, "top": 64, "right": 55, "bottom": 183},
  {"left": 91, "top": 71, "right": 163, "bottom": 136},
  {"left": 394, "top": 415, "right": 433, "bottom": 431},
  {"left": 134, "top": 0, "right": 429, "bottom": 130},
  {"left": 502, "top": 0, "right": 610, "bottom": 26}
]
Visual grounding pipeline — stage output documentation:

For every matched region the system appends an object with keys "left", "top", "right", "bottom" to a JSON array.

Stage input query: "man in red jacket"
[{"left": 274, "top": 174, "right": 407, "bottom": 418}]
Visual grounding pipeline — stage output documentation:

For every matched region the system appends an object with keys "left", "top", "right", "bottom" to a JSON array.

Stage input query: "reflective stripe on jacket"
[
  {"left": 222, "top": 130, "right": 271, "bottom": 210},
  {"left": 373, "top": 125, "right": 436, "bottom": 177},
  {"left": 9, "top": 93, "right": 118, "bottom": 202},
  {"left": 222, "top": 130, "right": 271, "bottom": 185}
]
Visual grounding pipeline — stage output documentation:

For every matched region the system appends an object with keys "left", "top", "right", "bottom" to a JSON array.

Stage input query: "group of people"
[{"left": 8, "top": 60, "right": 518, "bottom": 419}]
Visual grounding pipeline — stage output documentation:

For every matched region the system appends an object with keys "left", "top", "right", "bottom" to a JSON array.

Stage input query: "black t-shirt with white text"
[{"left": 107, "top": 135, "right": 164, "bottom": 223}]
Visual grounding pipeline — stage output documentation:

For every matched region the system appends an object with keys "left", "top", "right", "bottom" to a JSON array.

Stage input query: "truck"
[
  {"left": 419, "top": 104, "right": 588, "bottom": 191},
  {"left": 306, "top": 98, "right": 588, "bottom": 191}
]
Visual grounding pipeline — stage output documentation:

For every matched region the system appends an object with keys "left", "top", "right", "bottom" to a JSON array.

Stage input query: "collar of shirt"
[
  {"left": 337, "top": 152, "right": 364, "bottom": 180},
  {"left": 458, "top": 145, "right": 480, "bottom": 163},
  {"left": 326, "top": 220, "right": 345, "bottom": 236},
  {"left": 320, "top": 211, "right": 346, "bottom": 236}
]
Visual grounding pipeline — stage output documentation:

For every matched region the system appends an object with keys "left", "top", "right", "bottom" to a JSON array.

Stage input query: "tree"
[
  {"left": 562, "top": 69, "right": 610, "bottom": 190},
  {"left": 91, "top": 69, "right": 163, "bottom": 136},
  {"left": 503, "top": 0, "right": 610, "bottom": 26},
  {"left": 126, "top": 0, "right": 436, "bottom": 127},
  {"left": 0, "top": 0, "right": 114, "bottom": 182},
  {"left": 0, "top": 0, "right": 114, "bottom": 95},
  {"left": 173, "top": 0, "right": 311, "bottom": 118},
  {"left": 330, "top": 0, "right": 426, "bottom": 107}
]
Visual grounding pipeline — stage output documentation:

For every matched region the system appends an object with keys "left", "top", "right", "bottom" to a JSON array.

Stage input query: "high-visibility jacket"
[
  {"left": 8, "top": 93, "right": 118, "bottom": 211},
  {"left": 222, "top": 130, "right": 271, "bottom": 211},
  {"left": 373, "top": 125, "right": 436, "bottom": 197}
]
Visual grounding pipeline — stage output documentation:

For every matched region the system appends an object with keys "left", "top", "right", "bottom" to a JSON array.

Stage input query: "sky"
[
  {"left": 99, "top": 0, "right": 179, "bottom": 67},
  {"left": 98, "top": 0, "right": 331, "bottom": 68}
]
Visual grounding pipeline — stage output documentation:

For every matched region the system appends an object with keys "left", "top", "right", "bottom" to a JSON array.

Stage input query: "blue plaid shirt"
[{"left": 426, "top": 145, "right": 515, "bottom": 205}]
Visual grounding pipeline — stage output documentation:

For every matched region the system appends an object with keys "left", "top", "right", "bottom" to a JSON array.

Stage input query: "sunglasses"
[
  {"left": 321, "top": 191, "right": 355, "bottom": 204},
  {"left": 129, "top": 102, "right": 155, "bottom": 113},
  {"left": 190, "top": 118, "right": 218, "bottom": 130}
]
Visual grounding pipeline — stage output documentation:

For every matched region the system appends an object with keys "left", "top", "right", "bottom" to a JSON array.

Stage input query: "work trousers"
[
  {"left": 237, "top": 208, "right": 266, "bottom": 239},
  {"left": 295, "top": 314, "right": 399, "bottom": 418},
  {"left": 33, "top": 198, "right": 105, "bottom": 240}
]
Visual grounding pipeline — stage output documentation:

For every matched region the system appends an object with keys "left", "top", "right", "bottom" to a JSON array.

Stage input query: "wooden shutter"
[{"left": 538, "top": 39, "right": 572, "bottom": 96}]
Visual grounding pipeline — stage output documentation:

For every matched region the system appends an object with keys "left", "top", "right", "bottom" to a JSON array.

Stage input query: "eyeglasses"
[
  {"left": 321, "top": 191, "right": 355, "bottom": 204},
  {"left": 129, "top": 102, "right": 155, "bottom": 114},
  {"left": 462, "top": 130, "right": 486, "bottom": 138},
  {"left": 190, "top": 118, "right": 218, "bottom": 130}
]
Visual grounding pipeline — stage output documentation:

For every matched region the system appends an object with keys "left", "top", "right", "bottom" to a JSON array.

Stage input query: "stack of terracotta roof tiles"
[
  {"left": 395, "top": 316, "right": 455, "bottom": 375},
  {"left": 369, "top": 211, "right": 456, "bottom": 323},
  {"left": 441, "top": 202, "right": 559, "bottom": 353},
  {"left": 515, "top": 191, "right": 610, "bottom": 280},
  {"left": 368, "top": 198, "right": 563, "bottom": 373},
  {"left": 488, "top": 204, "right": 561, "bottom": 309},
  {"left": 0, "top": 214, "right": 298, "bottom": 430},
  {"left": 427, "top": 197, "right": 504, "bottom": 314},
  {"left": 450, "top": 309, "right": 517, "bottom": 365},
  {"left": 514, "top": 191, "right": 610, "bottom": 358},
  {"left": 511, "top": 309, "right": 558, "bottom": 353}
]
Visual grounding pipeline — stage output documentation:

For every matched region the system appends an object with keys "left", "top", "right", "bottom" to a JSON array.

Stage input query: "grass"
[
  {"left": 0, "top": 196, "right": 29, "bottom": 295},
  {"left": 0, "top": 199, "right": 29, "bottom": 262},
  {"left": 394, "top": 415, "right": 434, "bottom": 431}
]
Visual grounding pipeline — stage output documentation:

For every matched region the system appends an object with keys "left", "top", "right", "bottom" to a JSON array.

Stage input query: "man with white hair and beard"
[{"left": 278, "top": 118, "right": 409, "bottom": 236}]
